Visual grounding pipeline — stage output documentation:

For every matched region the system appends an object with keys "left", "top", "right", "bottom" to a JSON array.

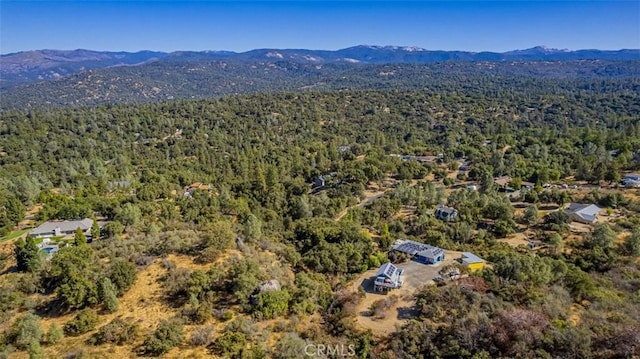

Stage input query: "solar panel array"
[
  {"left": 394, "top": 241, "right": 429, "bottom": 255},
  {"left": 385, "top": 263, "right": 397, "bottom": 278},
  {"left": 394, "top": 240, "right": 442, "bottom": 256}
]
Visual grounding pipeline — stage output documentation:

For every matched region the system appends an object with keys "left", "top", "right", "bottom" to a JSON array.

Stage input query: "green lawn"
[{"left": 0, "top": 228, "right": 30, "bottom": 242}]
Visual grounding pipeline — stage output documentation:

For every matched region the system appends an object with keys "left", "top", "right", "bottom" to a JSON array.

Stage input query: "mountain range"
[
  {"left": 2, "top": 45, "right": 639, "bottom": 87},
  {"left": 1, "top": 45, "right": 638, "bottom": 110}
]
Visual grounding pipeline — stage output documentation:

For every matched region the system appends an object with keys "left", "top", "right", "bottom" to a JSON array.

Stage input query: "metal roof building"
[{"left": 392, "top": 239, "right": 445, "bottom": 264}]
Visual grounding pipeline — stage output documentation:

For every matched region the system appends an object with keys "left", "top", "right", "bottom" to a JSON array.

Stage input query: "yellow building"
[{"left": 461, "top": 252, "right": 485, "bottom": 271}]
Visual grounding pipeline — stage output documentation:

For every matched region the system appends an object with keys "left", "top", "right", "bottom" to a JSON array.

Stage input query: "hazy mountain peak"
[{"left": 508, "top": 46, "right": 572, "bottom": 55}]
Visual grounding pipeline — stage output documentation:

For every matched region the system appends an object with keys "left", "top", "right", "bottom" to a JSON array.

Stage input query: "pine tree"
[
  {"left": 15, "top": 237, "right": 42, "bottom": 273},
  {"left": 624, "top": 227, "right": 640, "bottom": 256},
  {"left": 522, "top": 205, "right": 539, "bottom": 226},
  {"left": 74, "top": 227, "right": 87, "bottom": 246},
  {"left": 91, "top": 216, "right": 100, "bottom": 241},
  {"left": 380, "top": 223, "right": 392, "bottom": 249},
  {"left": 243, "top": 214, "right": 262, "bottom": 243},
  {"left": 100, "top": 277, "right": 119, "bottom": 313}
]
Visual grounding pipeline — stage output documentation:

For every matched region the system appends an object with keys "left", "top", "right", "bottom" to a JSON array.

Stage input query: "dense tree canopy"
[{"left": 1, "top": 76, "right": 640, "bottom": 358}]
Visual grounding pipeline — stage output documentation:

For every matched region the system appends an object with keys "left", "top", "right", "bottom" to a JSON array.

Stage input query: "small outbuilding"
[{"left": 461, "top": 252, "right": 485, "bottom": 271}]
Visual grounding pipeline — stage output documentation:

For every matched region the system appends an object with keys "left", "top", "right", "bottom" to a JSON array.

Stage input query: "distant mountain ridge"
[
  {"left": 2, "top": 59, "right": 639, "bottom": 111},
  {"left": 0, "top": 49, "right": 166, "bottom": 86},
  {"left": 2, "top": 45, "right": 639, "bottom": 87}
]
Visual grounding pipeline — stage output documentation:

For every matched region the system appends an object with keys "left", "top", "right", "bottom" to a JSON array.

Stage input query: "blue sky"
[{"left": 1, "top": 1, "right": 638, "bottom": 54}]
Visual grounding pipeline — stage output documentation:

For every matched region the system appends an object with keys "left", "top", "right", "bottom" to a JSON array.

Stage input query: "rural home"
[
  {"left": 435, "top": 204, "right": 458, "bottom": 222},
  {"left": 29, "top": 218, "right": 95, "bottom": 239},
  {"left": 373, "top": 262, "right": 404, "bottom": 292},
  {"left": 622, "top": 174, "right": 640, "bottom": 187},
  {"left": 521, "top": 181, "right": 536, "bottom": 190},
  {"left": 458, "top": 160, "right": 471, "bottom": 172},
  {"left": 496, "top": 176, "right": 536, "bottom": 192},
  {"left": 392, "top": 239, "right": 445, "bottom": 264},
  {"left": 183, "top": 182, "right": 215, "bottom": 197},
  {"left": 461, "top": 252, "right": 485, "bottom": 271},
  {"left": 494, "top": 176, "right": 513, "bottom": 190},
  {"left": 312, "top": 175, "right": 327, "bottom": 189},
  {"left": 389, "top": 154, "right": 440, "bottom": 163},
  {"left": 565, "top": 203, "right": 601, "bottom": 224}
]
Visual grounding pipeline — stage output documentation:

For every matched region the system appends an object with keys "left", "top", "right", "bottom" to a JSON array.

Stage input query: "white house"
[
  {"left": 565, "top": 203, "right": 601, "bottom": 224},
  {"left": 622, "top": 174, "right": 640, "bottom": 188}
]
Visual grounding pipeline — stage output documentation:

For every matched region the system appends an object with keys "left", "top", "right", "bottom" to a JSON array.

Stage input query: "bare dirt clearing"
[
  {"left": 349, "top": 253, "right": 461, "bottom": 336},
  {"left": 500, "top": 232, "right": 533, "bottom": 248}
]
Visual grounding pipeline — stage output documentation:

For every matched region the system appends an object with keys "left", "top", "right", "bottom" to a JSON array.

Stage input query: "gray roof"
[
  {"left": 461, "top": 252, "right": 485, "bottom": 264},
  {"left": 29, "top": 218, "right": 93, "bottom": 236},
  {"left": 576, "top": 214, "right": 597, "bottom": 222},
  {"left": 256, "top": 279, "right": 281, "bottom": 293},
  {"left": 494, "top": 176, "right": 512, "bottom": 187},
  {"left": 392, "top": 239, "right": 444, "bottom": 259},
  {"left": 566, "top": 203, "right": 600, "bottom": 216},
  {"left": 376, "top": 262, "right": 402, "bottom": 282},
  {"left": 566, "top": 203, "right": 600, "bottom": 223},
  {"left": 416, "top": 247, "right": 445, "bottom": 259},
  {"left": 436, "top": 204, "right": 457, "bottom": 215}
]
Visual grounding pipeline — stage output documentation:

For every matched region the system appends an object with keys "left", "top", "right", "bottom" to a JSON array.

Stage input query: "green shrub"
[
  {"left": 13, "top": 313, "right": 42, "bottom": 349},
  {"left": 64, "top": 309, "right": 99, "bottom": 336},
  {"left": 189, "top": 326, "right": 213, "bottom": 346},
  {"left": 45, "top": 324, "right": 63, "bottom": 345},
  {"left": 222, "top": 311, "right": 234, "bottom": 321},
  {"left": 27, "top": 340, "right": 43, "bottom": 359},
  {"left": 272, "top": 333, "right": 308, "bottom": 359},
  {"left": 89, "top": 318, "right": 138, "bottom": 345},
  {"left": 210, "top": 331, "right": 246, "bottom": 357},
  {"left": 252, "top": 290, "right": 291, "bottom": 320},
  {"left": 108, "top": 259, "right": 137, "bottom": 296},
  {"left": 140, "top": 319, "right": 184, "bottom": 356}
]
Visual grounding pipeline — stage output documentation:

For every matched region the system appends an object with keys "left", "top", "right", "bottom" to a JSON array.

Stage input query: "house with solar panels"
[
  {"left": 374, "top": 262, "right": 405, "bottom": 292},
  {"left": 391, "top": 239, "right": 445, "bottom": 264}
]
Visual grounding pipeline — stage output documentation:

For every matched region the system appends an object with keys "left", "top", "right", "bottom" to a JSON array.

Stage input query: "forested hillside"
[
  {"left": 2, "top": 60, "right": 639, "bottom": 110},
  {"left": 1, "top": 82, "right": 640, "bottom": 358},
  {"left": 3, "top": 46, "right": 638, "bottom": 88}
]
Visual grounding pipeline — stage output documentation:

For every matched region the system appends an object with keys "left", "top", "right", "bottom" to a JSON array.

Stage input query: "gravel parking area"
[{"left": 394, "top": 252, "right": 460, "bottom": 289}]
